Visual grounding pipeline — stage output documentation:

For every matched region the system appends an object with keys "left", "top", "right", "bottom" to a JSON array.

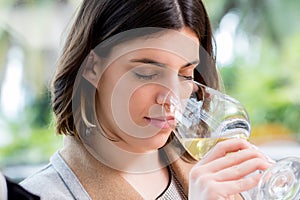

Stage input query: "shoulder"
[
  {"left": 20, "top": 163, "right": 73, "bottom": 199},
  {"left": 20, "top": 151, "right": 88, "bottom": 199}
]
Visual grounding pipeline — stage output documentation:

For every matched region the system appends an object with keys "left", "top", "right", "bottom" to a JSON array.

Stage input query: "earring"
[{"left": 85, "top": 127, "right": 93, "bottom": 136}]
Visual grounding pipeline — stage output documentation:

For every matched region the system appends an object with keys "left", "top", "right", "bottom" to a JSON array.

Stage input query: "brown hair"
[{"left": 51, "top": 0, "right": 220, "bottom": 146}]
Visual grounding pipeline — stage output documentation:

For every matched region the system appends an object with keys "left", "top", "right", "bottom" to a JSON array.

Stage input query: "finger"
[
  {"left": 203, "top": 148, "right": 271, "bottom": 173},
  {"left": 196, "top": 138, "right": 252, "bottom": 165},
  {"left": 216, "top": 173, "right": 263, "bottom": 196},
  {"left": 214, "top": 157, "right": 272, "bottom": 181},
  {"left": 251, "top": 144, "right": 276, "bottom": 164},
  {"left": 189, "top": 172, "right": 263, "bottom": 199}
]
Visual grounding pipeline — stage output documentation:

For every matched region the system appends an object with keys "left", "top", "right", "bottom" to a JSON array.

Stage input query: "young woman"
[{"left": 21, "top": 0, "right": 272, "bottom": 199}]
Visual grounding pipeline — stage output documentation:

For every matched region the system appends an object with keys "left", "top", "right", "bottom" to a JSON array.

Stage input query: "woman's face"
[{"left": 93, "top": 27, "right": 200, "bottom": 153}]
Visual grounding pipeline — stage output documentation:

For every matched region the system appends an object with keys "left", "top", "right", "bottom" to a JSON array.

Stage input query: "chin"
[
  {"left": 120, "top": 126, "right": 172, "bottom": 152},
  {"left": 141, "top": 131, "right": 171, "bottom": 151}
]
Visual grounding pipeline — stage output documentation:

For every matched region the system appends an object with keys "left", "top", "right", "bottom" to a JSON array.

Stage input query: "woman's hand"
[{"left": 188, "top": 138, "right": 273, "bottom": 200}]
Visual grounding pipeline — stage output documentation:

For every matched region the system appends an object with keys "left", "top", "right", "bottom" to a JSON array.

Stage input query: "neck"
[{"left": 61, "top": 134, "right": 166, "bottom": 174}]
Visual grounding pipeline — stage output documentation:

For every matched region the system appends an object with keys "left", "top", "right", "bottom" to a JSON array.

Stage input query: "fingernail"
[
  {"left": 251, "top": 144, "right": 259, "bottom": 150},
  {"left": 265, "top": 155, "right": 276, "bottom": 164},
  {"left": 251, "top": 144, "right": 276, "bottom": 164}
]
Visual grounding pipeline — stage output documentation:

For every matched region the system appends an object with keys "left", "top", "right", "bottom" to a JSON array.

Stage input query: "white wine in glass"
[
  {"left": 179, "top": 132, "right": 249, "bottom": 160},
  {"left": 164, "top": 80, "right": 300, "bottom": 199},
  {"left": 166, "top": 80, "right": 251, "bottom": 160}
]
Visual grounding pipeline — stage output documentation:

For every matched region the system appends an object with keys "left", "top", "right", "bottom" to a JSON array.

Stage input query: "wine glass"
[
  {"left": 257, "top": 157, "right": 300, "bottom": 200},
  {"left": 165, "top": 80, "right": 251, "bottom": 160},
  {"left": 163, "top": 80, "right": 300, "bottom": 199}
]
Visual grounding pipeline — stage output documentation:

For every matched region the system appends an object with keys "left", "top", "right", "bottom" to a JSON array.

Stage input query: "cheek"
[
  {"left": 129, "top": 87, "right": 155, "bottom": 119},
  {"left": 96, "top": 85, "right": 114, "bottom": 125}
]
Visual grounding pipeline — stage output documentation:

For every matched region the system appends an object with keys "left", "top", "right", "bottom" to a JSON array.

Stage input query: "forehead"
[{"left": 104, "top": 28, "right": 200, "bottom": 64}]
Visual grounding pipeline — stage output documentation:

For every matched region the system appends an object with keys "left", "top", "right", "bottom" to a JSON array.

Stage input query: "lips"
[{"left": 145, "top": 116, "right": 175, "bottom": 129}]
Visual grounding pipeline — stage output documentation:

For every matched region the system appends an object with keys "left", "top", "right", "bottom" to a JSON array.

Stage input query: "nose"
[
  {"left": 155, "top": 75, "right": 194, "bottom": 114},
  {"left": 157, "top": 92, "right": 169, "bottom": 112},
  {"left": 156, "top": 88, "right": 180, "bottom": 115}
]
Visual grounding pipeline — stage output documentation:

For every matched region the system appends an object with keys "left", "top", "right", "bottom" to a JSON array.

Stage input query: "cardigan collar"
[
  {"left": 60, "top": 136, "right": 243, "bottom": 199},
  {"left": 60, "top": 136, "right": 193, "bottom": 199}
]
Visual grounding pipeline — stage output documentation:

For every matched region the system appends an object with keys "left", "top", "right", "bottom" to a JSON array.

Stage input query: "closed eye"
[
  {"left": 178, "top": 65, "right": 195, "bottom": 81},
  {"left": 178, "top": 74, "right": 193, "bottom": 80},
  {"left": 134, "top": 72, "right": 159, "bottom": 80}
]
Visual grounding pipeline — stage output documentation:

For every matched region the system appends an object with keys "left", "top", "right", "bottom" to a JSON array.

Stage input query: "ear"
[{"left": 82, "top": 50, "right": 100, "bottom": 88}]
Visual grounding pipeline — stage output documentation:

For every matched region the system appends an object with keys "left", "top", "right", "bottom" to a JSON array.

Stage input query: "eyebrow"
[{"left": 130, "top": 58, "right": 199, "bottom": 69}]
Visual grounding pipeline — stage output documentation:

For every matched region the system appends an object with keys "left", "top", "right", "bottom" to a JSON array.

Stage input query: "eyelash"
[
  {"left": 179, "top": 74, "right": 194, "bottom": 80},
  {"left": 134, "top": 73, "right": 159, "bottom": 80},
  {"left": 135, "top": 73, "right": 193, "bottom": 81}
]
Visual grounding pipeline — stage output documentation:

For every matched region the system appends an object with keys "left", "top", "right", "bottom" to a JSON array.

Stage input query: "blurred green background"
[{"left": 0, "top": 0, "right": 300, "bottom": 180}]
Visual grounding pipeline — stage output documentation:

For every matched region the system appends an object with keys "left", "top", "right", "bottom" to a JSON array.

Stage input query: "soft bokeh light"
[
  {"left": 1, "top": 45, "right": 25, "bottom": 119},
  {"left": 215, "top": 12, "right": 239, "bottom": 66}
]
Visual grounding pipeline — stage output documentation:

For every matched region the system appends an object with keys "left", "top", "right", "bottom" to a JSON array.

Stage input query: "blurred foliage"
[
  {"left": 0, "top": 124, "right": 62, "bottom": 166},
  {"left": 0, "top": 0, "right": 300, "bottom": 168},
  {"left": 0, "top": 90, "right": 62, "bottom": 167},
  {"left": 204, "top": 0, "right": 300, "bottom": 142},
  {"left": 0, "top": 0, "right": 71, "bottom": 8}
]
